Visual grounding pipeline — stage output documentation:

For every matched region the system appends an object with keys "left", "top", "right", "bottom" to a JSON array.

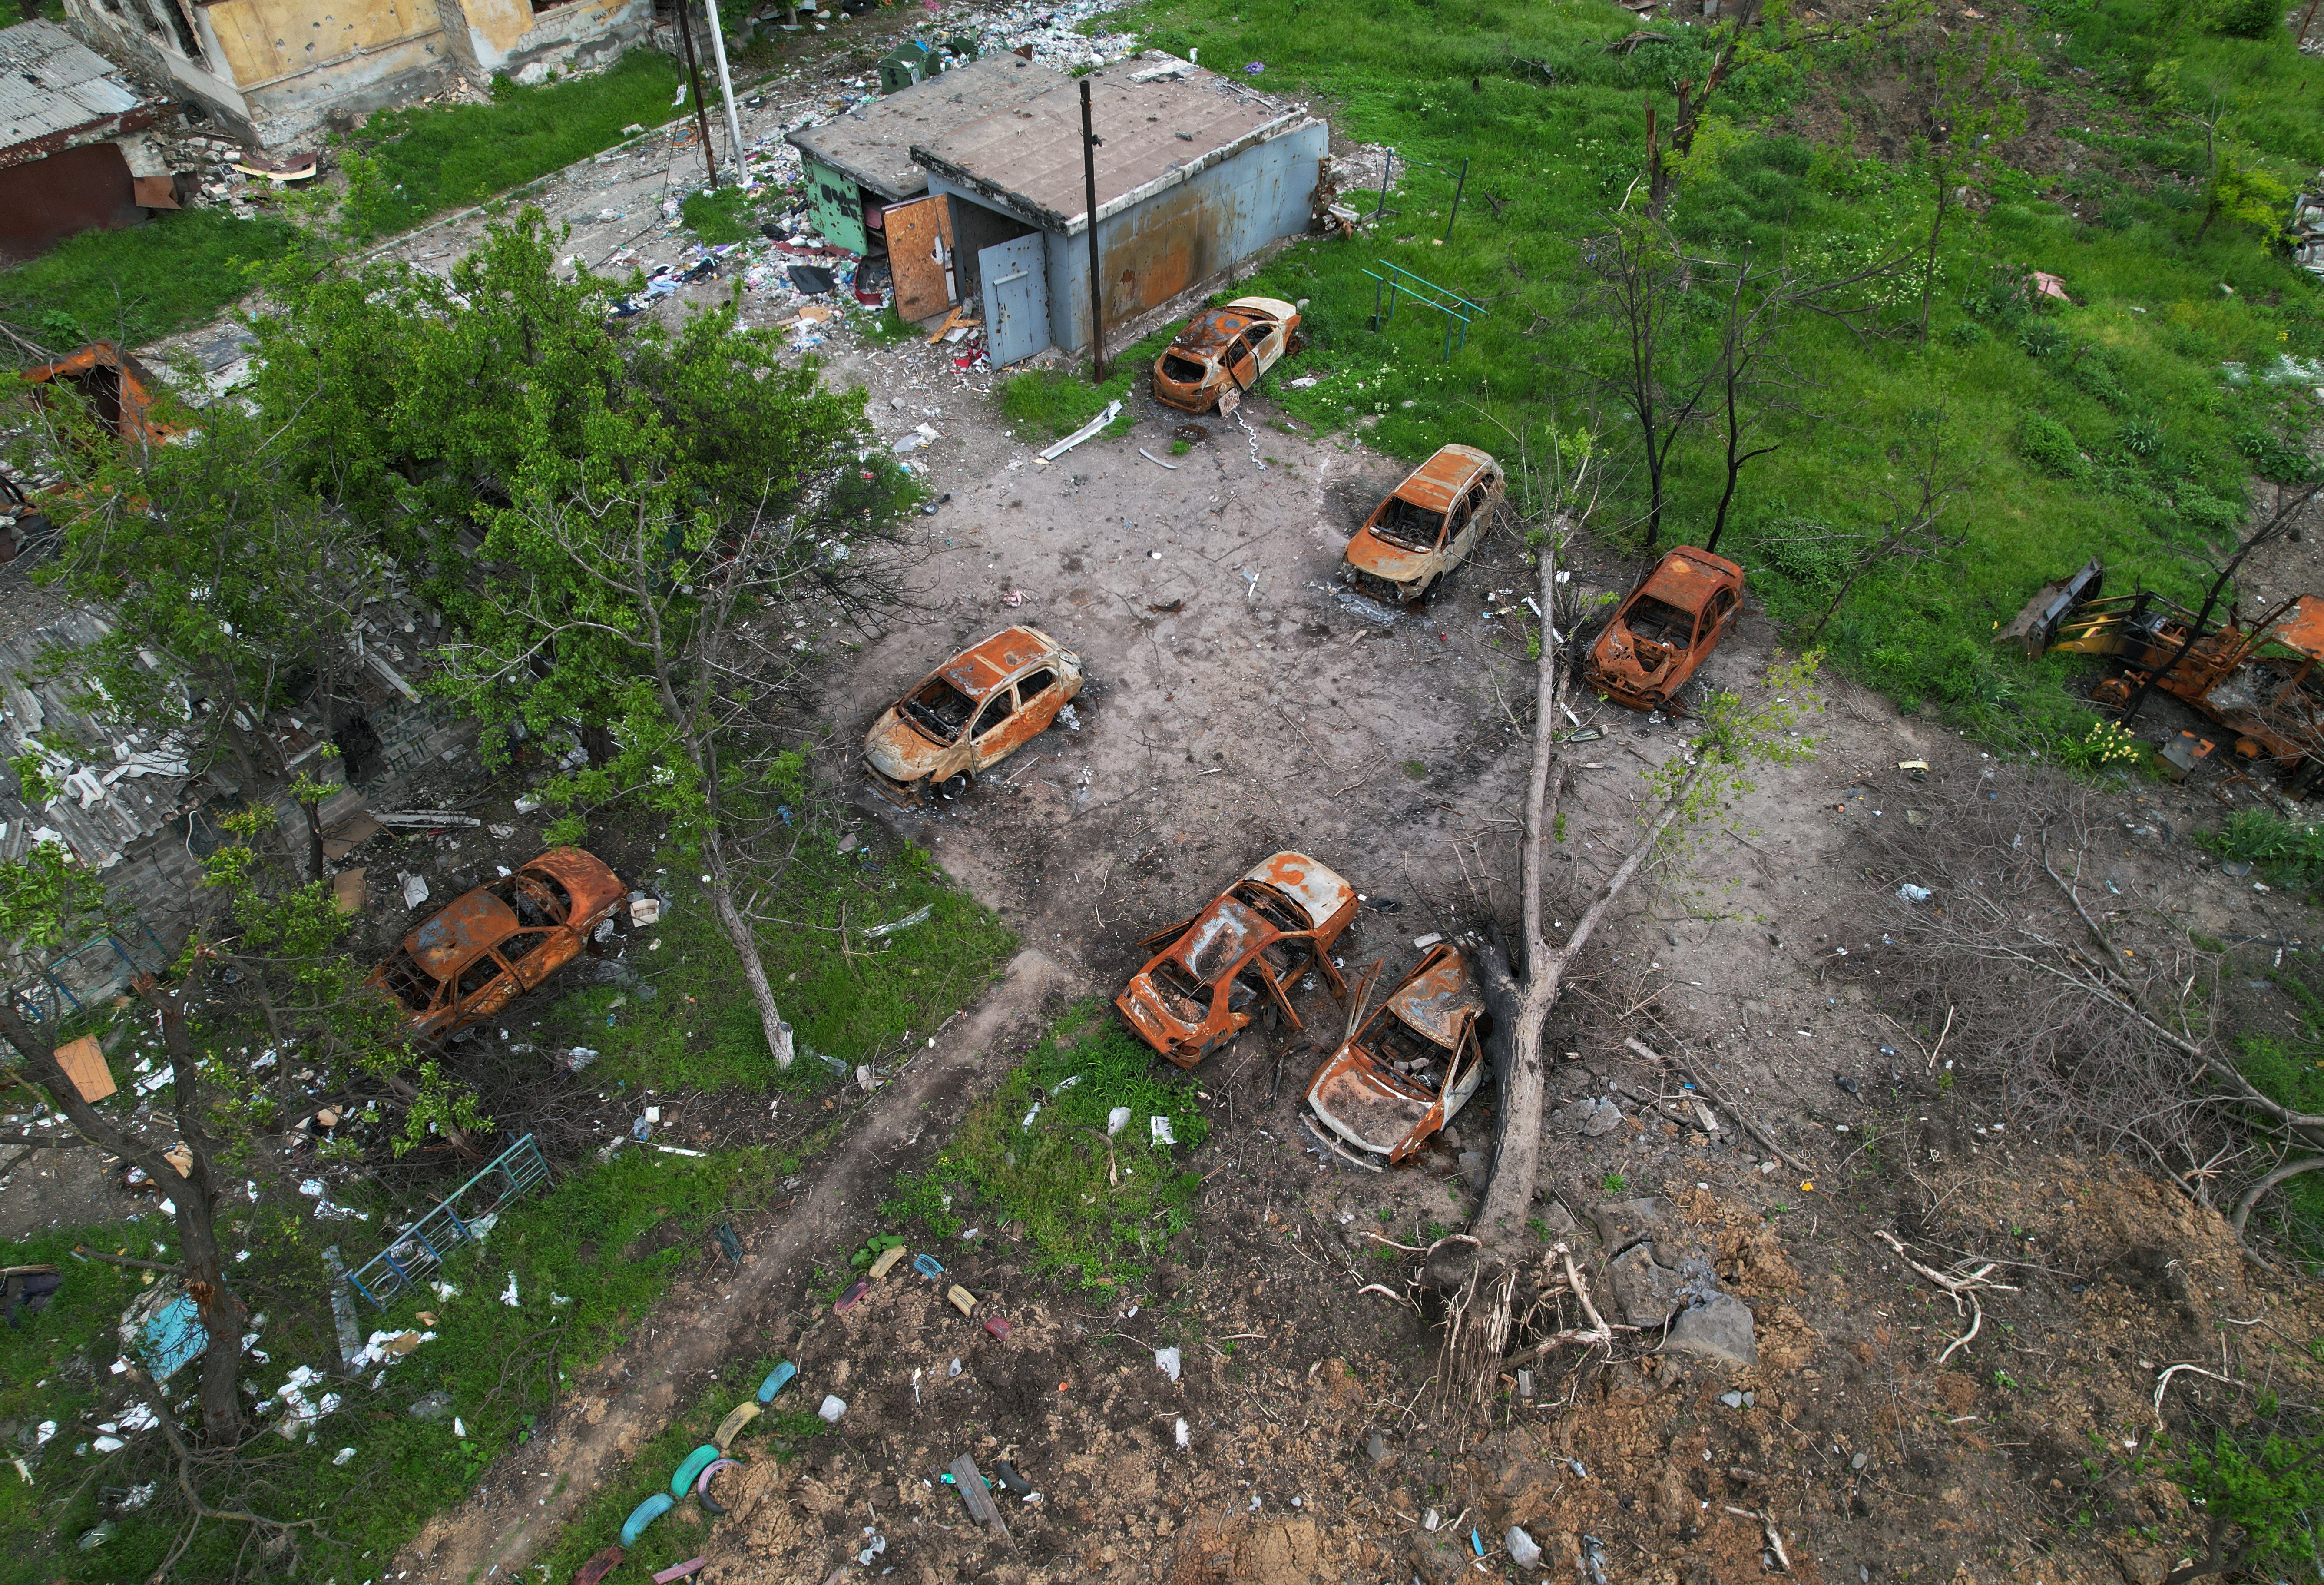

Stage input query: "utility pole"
[
  {"left": 1080, "top": 76, "right": 1105, "bottom": 384},
  {"left": 699, "top": 0, "right": 749, "bottom": 186},
  {"left": 674, "top": 1, "right": 720, "bottom": 189}
]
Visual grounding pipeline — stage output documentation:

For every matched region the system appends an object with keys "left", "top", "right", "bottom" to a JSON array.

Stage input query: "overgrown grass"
[
  {"left": 681, "top": 185, "right": 761, "bottom": 244},
  {"left": 338, "top": 53, "right": 688, "bottom": 241},
  {"left": 882, "top": 1004, "right": 1208, "bottom": 1291},
  {"left": 0, "top": 209, "right": 307, "bottom": 349},
  {"left": 998, "top": 324, "right": 1180, "bottom": 441},
  {"left": 2197, "top": 809, "right": 2324, "bottom": 895},
  {"left": 2235, "top": 973, "right": 2324, "bottom": 1265},
  {"left": 1120, "top": 0, "right": 2324, "bottom": 761}
]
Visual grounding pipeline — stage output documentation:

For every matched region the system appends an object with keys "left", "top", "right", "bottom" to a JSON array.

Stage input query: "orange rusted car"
[
  {"left": 1151, "top": 296, "right": 1300, "bottom": 415},
  {"left": 864, "top": 626, "right": 1085, "bottom": 806},
  {"left": 21, "top": 342, "right": 179, "bottom": 446},
  {"left": 1303, "top": 943, "right": 1489, "bottom": 1169},
  {"left": 1583, "top": 546, "right": 1746, "bottom": 713},
  {"left": 1116, "top": 852, "right": 1357, "bottom": 1068},
  {"left": 368, "top": 849, "right": 627, "bottom": 1042},
  {"left": 1342, "top": 444, "right": 1504, "bottom": 604}
]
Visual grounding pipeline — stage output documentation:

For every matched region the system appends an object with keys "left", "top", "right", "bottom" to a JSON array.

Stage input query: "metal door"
[{"left": 979, "top": 234, "right": 1050, "bottom": 368}]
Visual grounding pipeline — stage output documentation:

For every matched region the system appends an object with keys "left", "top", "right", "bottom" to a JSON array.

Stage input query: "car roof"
[
  {"left": 1638, "top": 546, "right": 1742, "bottom": 612},
  {"left": 1382, "top": 945, "right": 1483, "bottom": 1050},
  {"left": 936, "top": 626, "right": 1056, "bottom": 701},
  {"left": 404, "top": 889, "right": 518, "bottom": 980},
  {"left": 1173, "top": 308, "right": 1260, "bottom": 357},
  {"left": 1171, "top": 893, "right": 1274, "bottom": 982},
  {"left": 1393, "top": 445, "right": 1498, "bottom": 512},
  {"left": 1240, "top": 850, "right": 1354, "bottom": 932}
]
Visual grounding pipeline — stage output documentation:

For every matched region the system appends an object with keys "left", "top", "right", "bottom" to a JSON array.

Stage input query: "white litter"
[
  {"left": 1413, "top": 933, "right": 1444, "bottom": 949},
  {"left": 1150, "top": 1116, "right": 1178, "bottom": 1147},
  {"left": 865, "top": 905, "right": 933, "bottom": 939},
  {"left": 1175, "top": 1416, "right": 1190, "bottom": 1448},
  {"left": 399, "top": 872, "right": 430, "bottom": 909},
  {"left": 1021, "top": 1102, "right": 1042, "bottom": 1131},
  {"left": 1155, "top": 1346, "right": 1182, "bottom": 1383},
  {"left": 1896, "top": 884, "right": 1933, "bottom": 903},
  {"left": 1037, "top": 400, "right": 1123, "bottom": 463},
  {"left": 1107, "top": 1106, "right": 1132, "bottom": 1136},
  {"left": 500, "top": 1272, "right": 520, "bottom": 1307},
  {"left": 818, "top": 1395, "right": 847, "bottom": 1423},
  {"left": 333, "top": 1446, "right": 357, "bottom": 1466}
]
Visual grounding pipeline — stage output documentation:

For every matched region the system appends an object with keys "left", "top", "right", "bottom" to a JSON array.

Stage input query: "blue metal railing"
[
  {"left": 1362, "top": 261, "right": 1487, "bottom": 361},
  {"left": 344, "top": 1134, "right": 552, "bottom": 1309}
]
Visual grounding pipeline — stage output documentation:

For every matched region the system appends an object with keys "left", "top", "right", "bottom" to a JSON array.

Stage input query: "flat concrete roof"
[
  {"left": 910, "top": 52, "right": 1313, "bottom": 235},
  {"left": 788, "top": 53, "right": 1065, "bottom": 203}
]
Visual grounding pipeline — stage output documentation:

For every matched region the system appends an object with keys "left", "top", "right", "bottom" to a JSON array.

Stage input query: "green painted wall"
[{"left": 802, "top": 154, "right": 869, "bottom": 256}]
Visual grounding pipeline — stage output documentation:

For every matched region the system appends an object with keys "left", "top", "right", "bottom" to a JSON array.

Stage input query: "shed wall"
[{"left": 0, "top": 141, "right": 144, "bottom": 262}]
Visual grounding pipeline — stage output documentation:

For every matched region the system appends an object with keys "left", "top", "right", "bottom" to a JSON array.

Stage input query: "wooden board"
[
  {"left": 948, "top": 1454, "right": 1012, "bottom": 1543},
  {"left": 331, "top": 868, "right": 367, "bottom": 916},
  {"left": 884, "top": 195, "right": 954, "bottom": 322},
  {"left": 322, "top": 811, "right": 383, "bottom": 861},
  {"left": 52, "top": 1035, "right": 113, "bottom": 1103}
]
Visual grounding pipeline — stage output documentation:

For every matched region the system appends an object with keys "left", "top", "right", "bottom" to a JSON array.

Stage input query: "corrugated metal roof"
[
  {"left": 789, "top": 53, "right": 1064, "bottom": 202},
  {"left": 910, "top": 52, "right": 1311, "bottom": 234},
  {"left": 0, "top": 20, "right": 144, "bottom": 162}
]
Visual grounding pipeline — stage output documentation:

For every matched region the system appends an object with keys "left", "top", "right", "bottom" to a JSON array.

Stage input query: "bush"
[
  {"left": 2020, "top": 319, "right": 2069, "bottom": 358},
  {"left": 2021, "top": 412, "right": 2087, "bottom": 476},
  {"left": 2119, "top": 414, "right": 2164, "bottom": 456},
  {"left": 1946, "top": 320, "right": 1990, "bottom": 347},
  {"left": 1751, "top": 515, "right": 1859, "bottom": 588},
  {"left": 2206, "top": 0, "right": 2285, "bottom": 38},
  {"left": 2236, "top": 427, "right": 2320, "bottom": 483}
]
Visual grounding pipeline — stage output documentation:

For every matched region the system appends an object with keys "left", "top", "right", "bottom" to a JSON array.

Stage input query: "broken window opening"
[
  {"left": 1624, "top": 596, "right": 1696, "bottom": 648},
  {"left": 1161, "top": 353, "right": 1208, "bottom": 383},
  {"left": 455, "top": 955, "right": 505, "bottom": 999},
  {"left": 1017, "top": 668, "right": 1055, "bottom": 702},
  {"left": 1151, "top": 958, "right": 1209, "bottom": 1021},
  {"left": 380, "top": 948, "right": 438, "bottom": 1012},
  {"left": 500, "top": 928, "right": 550, "bottom": 964},
  {"left": 1371, "top": 1012, "right": 1446, "bottom": 1071},
  {"left": 974, "top": 690, "right": 1017, "bottom": 736},
  {"left": 157, "top": 0, "right": 205, "bottom": 61},
  {"left": 494, "top": 872, "right": 567, "bottom": 927},
  {"left": 1232, "top": 882, "right": 1307, "bottom": 935},
  {"left": 1374, "top": 498, "right": 1446, "bottom": 551},
  {"left": 904, "top": 677, "right": 977, "bottom": 742}
]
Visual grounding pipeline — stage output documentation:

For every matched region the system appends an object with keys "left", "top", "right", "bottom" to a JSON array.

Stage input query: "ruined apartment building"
[{"left": 62, "top": 0, "right": 652, "bottom": 149}]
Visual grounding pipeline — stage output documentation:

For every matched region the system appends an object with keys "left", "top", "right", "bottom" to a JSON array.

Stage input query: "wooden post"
[
  {"left": 1081, "top": 76, "right": 1106, "bottom": 384},
  {"left": 675, "top": 2, "right": 721, "bottom": 191}
]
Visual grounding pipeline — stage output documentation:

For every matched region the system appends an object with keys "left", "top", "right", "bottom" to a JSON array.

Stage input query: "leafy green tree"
[
  {"left": 2196, "top": 146, "right": 2293, "bottom": 245},
  {"left": 1910, "top": 28, "right": 2032, "bottom": 342}
]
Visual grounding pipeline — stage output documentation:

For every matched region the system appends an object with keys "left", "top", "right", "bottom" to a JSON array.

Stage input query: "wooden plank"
[
  {"left": 885, "top": 196, "right": 952, "bottom": 322},
  {"left": 948, "top": 1454, "right": 1012, "bottom": 1543},
  {"left": 331, "top": 868, "right": 367, "bottom": 916},
  {"left": 52, "top": 1036, "right": 113, "bottom": 1103}
]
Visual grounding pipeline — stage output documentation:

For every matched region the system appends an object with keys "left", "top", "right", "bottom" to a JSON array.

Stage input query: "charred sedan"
[
  {"left": 1151, "top": 297, "right": 1301, "bottom": 415},
  {"left": 1582, "top": 546, "right": 1745, "bottom": 713},
  {"left": 864, "top": 626, "right": 1084, "bottom": 805},
  {"left": 1116, "top": 852, "right": 1356, "bottom": 1068},
  {"left": 1342, "top": 444, "right": 1504, "bottom": 604},
  {"left": 368, "top": 849, "right": 628, "bottom": 1043},
  {"left": 1304, "top": 943, "right": 1489, "bottom": 1168}
]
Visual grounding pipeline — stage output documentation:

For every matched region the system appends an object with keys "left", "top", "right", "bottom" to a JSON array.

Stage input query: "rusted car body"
[
  {"left": 1151, "top": 296, "right": 1300, "bottom": 415},
  {"left": 368, "top": 849, "right": 627, "bottom": 1042},
  {"left": 1304, "top": 944, "right": 1489, "bottom": 1168},
  {"left": 864, "top": 626, "right": 1084, "bottom": 806},
  {"left": 21, "top": 342, "right": 177, "bottom": 446},
  {"left": 2001, "top": 560, "right": 2324, "bottom": 791},
  {"left": 1116, "top": 852, "right": 1357, "bottom": 1068},
  {"left": 1342, "top": 444, "right": 1504, "bottom": 603},
  {"left": 1583, "top": 546, "right": 1746, "bottom": 713}
]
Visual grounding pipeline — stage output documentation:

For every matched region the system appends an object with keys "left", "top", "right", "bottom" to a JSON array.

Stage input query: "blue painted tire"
[{"left": 620, "top": 1492, "right": 673, "bottom": 1545}]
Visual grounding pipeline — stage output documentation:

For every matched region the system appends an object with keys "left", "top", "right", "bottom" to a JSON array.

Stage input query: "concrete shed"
[
  {"left": 786, "top": 51, "right": 1062, "bottom": 259},
  {"left": 0, "top": 21, "right": 161, "bottom": 262},
  {"left": 909, "top": 50, "right": 1325, "bottom": 366}
]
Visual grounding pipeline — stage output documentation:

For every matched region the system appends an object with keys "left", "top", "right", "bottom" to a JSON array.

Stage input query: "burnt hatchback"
[
  {"left": 1151, "top": 297, "right": 1300, "bottom": 415},
  {"left": 864, "top": 626, "right": 1085, "bottom": 805},
  {"left": 1342, "top": 444, "right": 1504, "bottom": 604},
  {"left": 1583, "top": 545, "right": 1746, "bottom": 713},
  {"left": 1116, "top": 852, "right": 1357, "bottom": 1068},
  {"left": 1304, "top": 943, "right": 1489, "bottom": 1168},
  {"left": 369, "top": 849, "right": 628, "bottom": 1043}
]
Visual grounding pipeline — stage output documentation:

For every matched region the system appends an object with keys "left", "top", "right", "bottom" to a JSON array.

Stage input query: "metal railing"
[
  {"left": 344, "top": 1134, "right": 552, "bottom": 1309},
  {"left": 1362, "top": 261, "right": 1486, "bottom": 361}
]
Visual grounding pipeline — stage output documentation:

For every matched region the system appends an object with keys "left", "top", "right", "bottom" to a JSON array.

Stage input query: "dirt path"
[{"left": 391, "top": 945, "right": 1074, "bottom": 1583}]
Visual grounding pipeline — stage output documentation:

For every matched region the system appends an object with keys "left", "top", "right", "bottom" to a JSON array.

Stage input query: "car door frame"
[
  {"left": 1223, "top": 330, "right": 1261, "bottom": 390},
  {"left": 966, "top": 681, "right": 1027, "bottom": 773},
  {"left": 500, "top": 925, "right": 572, "bottom": 989}
]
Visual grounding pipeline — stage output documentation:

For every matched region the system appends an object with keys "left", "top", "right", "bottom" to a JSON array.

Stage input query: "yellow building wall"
[{"left": 202, "top": 0, "right": 440, "bottom": 87}]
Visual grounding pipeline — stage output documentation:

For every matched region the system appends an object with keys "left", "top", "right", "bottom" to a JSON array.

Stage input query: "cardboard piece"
[
  {"left": 52, "top": 1035, "right": 114, "bottom": 1103},
  {"left": 331, "top": 868, "right": 367, "bottom": 915},
  {"left": 322, "top": 812, "right": 383, "bottom": 861}
]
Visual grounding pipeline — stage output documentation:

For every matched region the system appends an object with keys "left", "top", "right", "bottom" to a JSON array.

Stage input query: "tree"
[
  {"left": 1803, "top": 405, "right": 1970, "bottom": 643},
  {"left": 1431, "top": 420, "right": 1821, "bottom": 1396},
  {"left": 1576, "top": 213, "right": 1720, "bottom": 554},
  {"left": 256, "top": 211, "right": 910, "bottom": 1071},
  {"left": 0, "top": 849, "right": 247, "bottom": 1443},
  {"left": 1911, "top": 30, "right": 2031, "bottom": 342}
]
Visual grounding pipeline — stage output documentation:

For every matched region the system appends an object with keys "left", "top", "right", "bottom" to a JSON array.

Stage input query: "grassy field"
[
  {"left": 0, "top": 209, "right": 307, "bottom": 350},
  {"left": 1119, "top": 0, "right": 2324, "bottom": 760},
  {"left": 0, "top": 816, "right": 1013, "bottom": 1584}
]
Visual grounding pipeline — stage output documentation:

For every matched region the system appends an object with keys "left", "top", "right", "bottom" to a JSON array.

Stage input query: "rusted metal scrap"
[
  {"left": 863, "top": 626, "right": 1085, "bottom": 806},
  {"left": 1342, "top": 444, "right": 1504, "bottom": 605},
  {"left": 1582, "top": 545, "right": 1746, "bottom": 714},
  {"left": 20, "top": 341, "right": 177, "bottom": 445},
  {"left": 1304, "top": 941, "right": 1490, "bottom": 1168},
  {"left": 1116, "top": 851, "right": 1356, "bottom": 1068},
  {"left": 1151, "top": 297, "right": 1300, "bottom": 416}
]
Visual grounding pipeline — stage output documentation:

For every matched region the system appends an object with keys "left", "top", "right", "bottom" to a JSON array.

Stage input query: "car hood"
[
  {"left": 1117, "top": 972, "right": 1200, "bottom": 1053},
  {"left": 1307, "top": 1040, "right": 1437, "bottom": 1159},
  {"left": 1594, "top": 622, "right": 1682, "bottom": 683},
  {"left": 1345, "top": 527, "right": 1433, "bottom": 582},
  {"left": 864, "top": 707, "right": 947, "bottom": 782}
]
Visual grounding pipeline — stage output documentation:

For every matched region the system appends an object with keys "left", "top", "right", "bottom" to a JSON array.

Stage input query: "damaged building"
[
  {"left": 0, "top": 20, "right": 172, "bottom": 262},
  {"left": 904, "top": 50, "right": 1327, "bottom": 366},
  {"left": 59, "top": 0, "right": 652, "bottom": 150}
]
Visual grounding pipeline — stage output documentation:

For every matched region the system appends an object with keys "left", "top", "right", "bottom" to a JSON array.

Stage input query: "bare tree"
[
  {"left": 1803, "top": 405, "right": 1969, "bottom": 643},
  {"left": 2124, "top": 477, "right": 2324, "bottom": 723}
]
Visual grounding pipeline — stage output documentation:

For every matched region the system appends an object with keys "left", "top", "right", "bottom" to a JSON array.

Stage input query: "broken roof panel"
[
  {"left": 0, "top": 21, "right": 150, "bottom": 169},
  {"left": 911, "top": 51, "right": 1314, "bottom": 233},
  {"left": 789, "top": 53, "right": 1065, "bottom": 202}
]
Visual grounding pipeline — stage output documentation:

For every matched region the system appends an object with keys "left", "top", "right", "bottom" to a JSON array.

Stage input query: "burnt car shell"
[
  {"left": 1150, "top": 297, "right": 1299, "bottom": 415},
  {"left": 1583, "top": 546, "right": 1746, "bottom": 713},
  {"left": 864, "top": 626, "right": 1084, "bottom": 805},
  {"left": 1116, "top": 851, "right": 1357, "bottom": 1068},
  {"left": 1343, "top": 444, "right": 1504, "bottom": 603},
  {"left": 367, "top": 848, "right": 627, "bottom": 1042},
  {"left": 1304, "top": 944, "right": 1488, "bottom": 1166}
]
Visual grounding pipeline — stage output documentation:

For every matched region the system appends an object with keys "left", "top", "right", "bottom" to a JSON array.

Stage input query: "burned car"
[
  {"left": 1304, "top": 943, "right": 1488, "bottom": 1168},
  {"left": 1582, "top": 545, "right": 1745, "bottom": 713},
  {"left": 1116, "top": 852, "right": 1357, "bottom": 1068},
  {"left": 864, "top": 626, "right": 1085, "bottom": 806},
  {"left": 1151, "top": 296, "right": 1301, "bottom": 415},
  {"left": 1342, "top": 444, "right": 1504, "bottom": 603},
  {"left": 368, "top": 849, "right": 628, "bottom": 1042}
]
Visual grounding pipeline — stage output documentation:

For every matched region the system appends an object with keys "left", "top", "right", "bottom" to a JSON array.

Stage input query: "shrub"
[
  {"left": 2119, "top": 414, "right": 2164, "bottom": 456},
  {"left": 1947, "top": 320, "right": 1990, "bottom": 347},
  {"left": 2021, "top": 319, "right": 2069, "bottom": 358},
  {"left": 2206, "top": 0, "right": 2285, "bottom": 38},
  {"left": 2021, "top": 412, "right": 2087, "bottom": 476}
]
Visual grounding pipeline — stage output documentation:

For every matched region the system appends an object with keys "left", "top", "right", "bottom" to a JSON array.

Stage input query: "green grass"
[
  {"left": 338, "top": 53, "right": 688, "bottom": 241},
  {"left": 0, "top": 209, "right": 307, "bottom": 349},
  {"left": 680, "top": 185, "right": 760, "bottom": 244},
  {"left": 882, "top": 1004, "right": 1208, "bottom": 1291},
  {"left": 998, "top": 325, "right": 1179, "bottom": 441},
  {"left": 2197, "top": 809, "right": 2324, "bottom": 895},
  {"left": 1119, "top": 0, "right": 2324, "bottom": 761}
]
